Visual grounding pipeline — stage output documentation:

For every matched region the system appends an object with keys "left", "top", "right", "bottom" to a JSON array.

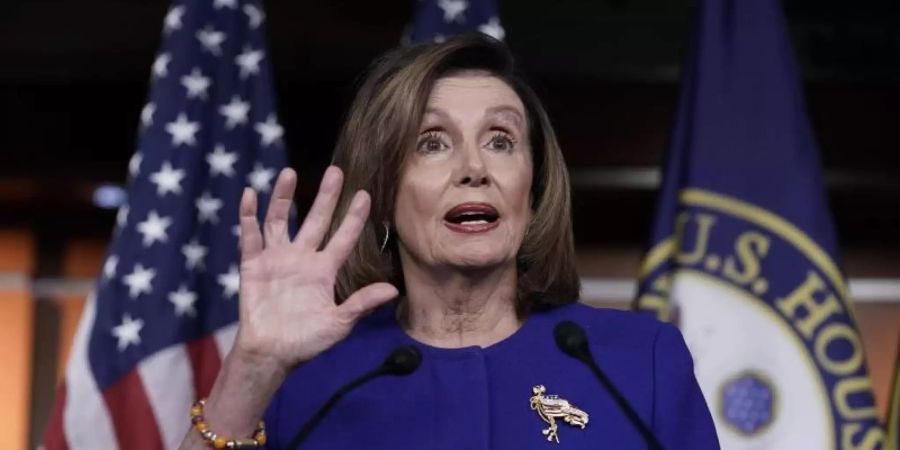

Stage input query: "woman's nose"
[
  {"left": 458, "top": 173, "right": 489, "bottom": 186},
  {"left": 456, "top": 142, "right": 489, "bottom": 187}
]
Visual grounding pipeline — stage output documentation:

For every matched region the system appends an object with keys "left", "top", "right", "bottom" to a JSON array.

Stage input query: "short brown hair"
[{"left": 330, "top": 33, "right": 579, "bottom": 312}]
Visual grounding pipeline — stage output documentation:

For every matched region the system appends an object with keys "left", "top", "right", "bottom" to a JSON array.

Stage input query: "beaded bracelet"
[{"left": 190, "top": 398, "right": 267, "bottom": 449}]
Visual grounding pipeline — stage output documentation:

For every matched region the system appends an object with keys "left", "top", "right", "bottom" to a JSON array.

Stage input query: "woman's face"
[{"left": 394, "top": 72, "right": 533, "bottom": 273}]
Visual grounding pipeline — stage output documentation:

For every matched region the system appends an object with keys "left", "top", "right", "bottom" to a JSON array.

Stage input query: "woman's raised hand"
[{"left": 233, "top": 166, "right": 398, "bottom": 370}]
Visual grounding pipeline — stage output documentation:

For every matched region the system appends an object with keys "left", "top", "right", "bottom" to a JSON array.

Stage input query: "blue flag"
[
  {"left": 44, "top": 1, "right": 290, "bottom": 448},
  {"left": 406, "top": 0, "right": 505, "bottom": 44},
  {"left": 888, "top": 336, "right": 900, "bottom": 450},
  {"left": 633, "top": 0, "right": 886, "bottom": 448}
]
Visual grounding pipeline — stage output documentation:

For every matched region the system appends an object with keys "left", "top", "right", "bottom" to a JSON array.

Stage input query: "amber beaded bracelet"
[{"left": 190, "top": 398, "right": 267, "bottom": 449}]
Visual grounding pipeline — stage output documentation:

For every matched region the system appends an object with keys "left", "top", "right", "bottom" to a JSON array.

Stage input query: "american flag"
[
  {"left": 43, "top": 0, "right": 288, "bottom": 448},
  {"left": 406, "top": 0, "right": 505, "bottom": 45}
]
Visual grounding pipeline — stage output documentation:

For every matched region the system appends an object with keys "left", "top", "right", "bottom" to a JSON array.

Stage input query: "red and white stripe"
[{"left": 43, "top": 294, "right": 237, "bottom": 450}]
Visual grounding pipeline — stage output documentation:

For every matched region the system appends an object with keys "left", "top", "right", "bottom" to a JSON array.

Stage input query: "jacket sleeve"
[{"left": 652, "top": 322, "right": 721, "bottom": 449}]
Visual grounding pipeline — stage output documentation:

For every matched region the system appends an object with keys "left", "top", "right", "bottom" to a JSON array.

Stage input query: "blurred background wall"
[{"left": 0, "top": 0, "right": 898, "bottom": 448}]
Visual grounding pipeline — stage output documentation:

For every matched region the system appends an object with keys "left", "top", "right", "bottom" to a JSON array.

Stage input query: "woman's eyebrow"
[{"left": 485, "top": 105, "right": 524, "bottom": 128}]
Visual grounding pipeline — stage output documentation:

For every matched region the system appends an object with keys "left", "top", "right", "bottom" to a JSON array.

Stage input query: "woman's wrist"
[
  {"left": 201, "top": 347, "right": 290, "bottom": 438},
  {"left": 227, "top": 345, "right": 291, "bottom": 383}
]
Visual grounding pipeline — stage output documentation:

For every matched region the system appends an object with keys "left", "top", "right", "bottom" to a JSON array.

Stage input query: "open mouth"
[{"left": 443, "top": 202, "right": 500, "bottom": 233}]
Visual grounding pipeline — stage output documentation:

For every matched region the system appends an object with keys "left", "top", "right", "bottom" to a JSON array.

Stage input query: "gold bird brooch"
[{"left": 529, "top": 385, "right": 589, "bottom": 443}]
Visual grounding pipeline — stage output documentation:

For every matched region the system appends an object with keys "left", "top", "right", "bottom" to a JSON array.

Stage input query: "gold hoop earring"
[{"left": 379, "top": 223, "right": 390, "bottom": 254}]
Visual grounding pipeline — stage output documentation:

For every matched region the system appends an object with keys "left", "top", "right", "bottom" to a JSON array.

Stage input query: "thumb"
[{"left": 337, "top": 282, "right": 398, "bottom": 323}]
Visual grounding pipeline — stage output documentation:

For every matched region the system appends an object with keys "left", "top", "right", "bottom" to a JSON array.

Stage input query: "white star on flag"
[
  {"left": 140, "top": 103, "right": 155, "bottom": 129},
  {"left": 235, "top": 47, "right": 264, "bottom": 79},
  {"left": 122, "top": 263, "right": 156, "bottom": 299},
  {"left": 196, "top": 26, "right": 227, "bottom": 56},
  {"left": 196, "top": 192, "right": 223, "bottom": 224},
  {"left": 438, "top": 0, "right": 469, "bottom": 23},
  {"left": 103, "top": 255, "right": 118, "bottom": 280},
  {"left": 182, "top": 239, "right": 208, "bottom": 270},
  {"left": 243, "top": 4, "right": 265, "bottom": 28},
  {"left": 169, "top": 285, "right": 198, "bottom": 317},
  {"left": 207, "top": 145, "right": 239, "bottom": 177},
  {"left": 152, "top": 53, "right": 172, "bottom": 78},
  {"left": 166, "top": 113, "right": 200, "bottom": 147},
  {"left": 116, "top": 205, "right": 129, "bottom": 229},
  {"left": 181, "top": 67, "right": 212, "bottom": 100},
  {"left": 254, "top": 114, "right": 283, "bottom": 147},
  {"left": 219, "top": 96, "right": 250, "bottom": 129},
  {"left": 248, "top": 164, "right": 276, "bottom": 192},
  {"left": 112, "top": 314, "right": 145, "bottom": 351},
  {"left": 218, "top": 265, "right": 240, "bottom": 298},
  {"left": 214, "top": 0, "right": 238, "bottom": 9},
  {"left": 478, "top": 17, "right": 505, "bottom": 41},
  {"left": 149, "top": 161, "right": 186, "bottom": 196},
  {"left": 128, "top": 153, "right": 143, "bottom": 178},
  {"left": 137, "top": 210, "right": 173, "bottom": 247},
  {"left": 163, "top": 5, "right": 186, "bottom": 34}
]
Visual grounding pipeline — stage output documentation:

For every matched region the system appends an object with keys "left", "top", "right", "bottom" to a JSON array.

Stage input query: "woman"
[{"left": 180, "top": 33, "right": 719, "bottom": 450}]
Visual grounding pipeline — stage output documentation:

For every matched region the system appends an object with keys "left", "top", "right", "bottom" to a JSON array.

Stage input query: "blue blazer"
[{"left": 263, "top": 302, "right": 720, "bottom": 449}]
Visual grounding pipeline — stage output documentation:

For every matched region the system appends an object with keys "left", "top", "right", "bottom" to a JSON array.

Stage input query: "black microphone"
[
  {"left": 554, "top": 321, "right": 664, "bottom": 450},
  {"left": 284, "top": 345, "right": 422, "bottom": 450}
]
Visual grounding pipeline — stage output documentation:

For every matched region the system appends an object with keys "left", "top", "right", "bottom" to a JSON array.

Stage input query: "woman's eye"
[
  {"left": 487, "top": 133, "right": 515, "bottom": 152},
  {"left": 417, "top": 132, "right": 448, "bottom": 153}
]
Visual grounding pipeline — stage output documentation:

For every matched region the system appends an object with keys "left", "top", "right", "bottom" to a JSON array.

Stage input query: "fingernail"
[
  {"left": 380, "top": 285, "right": 399, "bottom": 298},
  {"left": 328, "top": 165, "right": 344, "bottom": 180},
  {"left": 322, "top": 167, "right": 337, "bottom": 186}
]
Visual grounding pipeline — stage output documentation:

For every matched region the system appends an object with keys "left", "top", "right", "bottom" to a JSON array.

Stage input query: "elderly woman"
[{"left": 180, "top": 34, "right": 718, "bottom": 450}]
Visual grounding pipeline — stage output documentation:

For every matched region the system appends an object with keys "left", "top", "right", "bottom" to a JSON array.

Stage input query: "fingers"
[
  {"left": 239, "top": 187, "right": 264, "bottom": 260},
  {"left": 325, "top": 190, "right": 370, "bottom": 264},
  {"left": 294, "top": 166, "right": 343, "bottom": 249},
  {"left": 263, "top": 168, "right": 297, "bottom": 246},
  {"left": 338, "top": 282, "right": 398, "bottom": 323}
]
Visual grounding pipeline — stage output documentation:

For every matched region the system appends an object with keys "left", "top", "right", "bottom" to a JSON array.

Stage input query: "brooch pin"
[{"left": 529, "top": 385, "right": 589, "bottom": 443}]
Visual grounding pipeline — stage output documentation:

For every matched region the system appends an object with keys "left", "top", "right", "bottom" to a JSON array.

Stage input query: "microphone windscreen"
[
  {"left": 381, "top": 345, "right": 422, "bottom": 376},
  {"left": 554, "top": 320, "right": 588, "bottom": 356}
]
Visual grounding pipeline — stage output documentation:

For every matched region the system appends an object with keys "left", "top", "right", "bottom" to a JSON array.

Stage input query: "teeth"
[{"left": 461, "top": 220, "right": 488, "bottom": 225}]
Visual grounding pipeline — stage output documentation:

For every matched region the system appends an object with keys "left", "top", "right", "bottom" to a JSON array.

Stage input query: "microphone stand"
[
  {"left": 555, "top": 321, "right": 663, "bottom": 450},
  {"left": 284, "top": 345, "right": 421, "bottom": 450}
]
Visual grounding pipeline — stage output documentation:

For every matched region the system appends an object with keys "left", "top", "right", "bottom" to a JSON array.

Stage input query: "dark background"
[
  {"left": 1, "top": 0, "right": 899, "bottom": 254},
  {"left": 3, "top": 1, "right": 900, "bottom": 446}
]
